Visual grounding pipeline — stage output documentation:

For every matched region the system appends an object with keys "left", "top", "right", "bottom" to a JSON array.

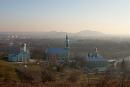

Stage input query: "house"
[{"left": 115, "top": 56, "right": 130, "bottom": 72}]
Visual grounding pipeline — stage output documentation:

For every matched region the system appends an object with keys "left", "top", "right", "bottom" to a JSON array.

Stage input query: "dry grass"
[{"left": 0, "top": 80, "right": 130, "bottom": 87}]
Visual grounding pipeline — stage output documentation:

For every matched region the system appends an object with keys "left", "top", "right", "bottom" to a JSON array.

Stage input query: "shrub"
[
  {"left": 41, "top": 70, "right": 56, "bottom": 83},
  {"left": 0, "top": 60, "right": 19, "bottom": 81}
]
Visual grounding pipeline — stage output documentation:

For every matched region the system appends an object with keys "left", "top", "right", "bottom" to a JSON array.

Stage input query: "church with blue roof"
[
  {"left": 8, "top": 43, "right": 30, "bottom": 62},
  {"left": 85, "top": 48, "right": 108, "bottom": 72},
  {"left": 45, "top": 35, "right": 69, "bottom": 64}
]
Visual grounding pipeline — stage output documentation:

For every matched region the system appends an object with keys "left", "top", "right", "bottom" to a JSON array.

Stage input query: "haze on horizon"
[{"left": 1, "top": 0, "right": 130, "bottom": 35}]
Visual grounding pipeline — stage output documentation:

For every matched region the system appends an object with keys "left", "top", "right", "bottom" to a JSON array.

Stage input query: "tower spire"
[
  {"left": 95, "top": 48, "right": 98, "bottom": 53},
  {"left": 95, "top": 48, "right": 98, "bottom": 57},
  {"left": 23, "top": 43, "right": 27, "bottom": 52},
  {"left": 65, "top": 34, "right": 69, "bottom": 48}
]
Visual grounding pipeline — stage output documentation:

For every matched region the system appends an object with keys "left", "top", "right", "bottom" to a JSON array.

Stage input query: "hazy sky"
[{"left": 1, "top": 0, "right": 130, "bottom": 35}]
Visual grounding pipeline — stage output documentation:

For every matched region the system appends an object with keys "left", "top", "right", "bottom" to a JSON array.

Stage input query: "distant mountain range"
[
  {"left": 37, "top": 30, "right": 106, "bottom": 38},
  {"left": 45, "top": 30, "right": 105, "bottom": 36},
  {"left": 74, "top": 30, "right": 105, "bottom": 37},
  {"left": 33, "top": 30, "right": 106, "bottom": 38},
  {"left": 0, "top": 30, "right": 127, "bottom": 39},
  {"left": 38, "top": 30, "right": 107, "bottom": 38}
]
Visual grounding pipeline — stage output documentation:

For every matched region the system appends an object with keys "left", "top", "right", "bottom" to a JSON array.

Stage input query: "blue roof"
[
  {"left": 86, "top": 54, "right": 107, "bottom": 62},
  {"left": 8, "top": 49, "right": 30, "bottom": 62},
  {"left": 46, "top": 48, "right": 68, "bottom": 56}
]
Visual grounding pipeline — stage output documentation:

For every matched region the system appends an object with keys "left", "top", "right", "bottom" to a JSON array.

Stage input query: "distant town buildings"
[
  {"left": 115, "top": 56, "right": 130, "bottom": 71},
  {"left": 8, "top": 43, "right": 30, "bottom": 62}
]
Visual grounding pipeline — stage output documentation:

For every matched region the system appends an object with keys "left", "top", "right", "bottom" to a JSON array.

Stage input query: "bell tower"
[
  {"left": 65, "top": 34, "right": 69, "bottom": 48},
  {"left": 23, "top": 43, "right": 27, "bottom": 52}
]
